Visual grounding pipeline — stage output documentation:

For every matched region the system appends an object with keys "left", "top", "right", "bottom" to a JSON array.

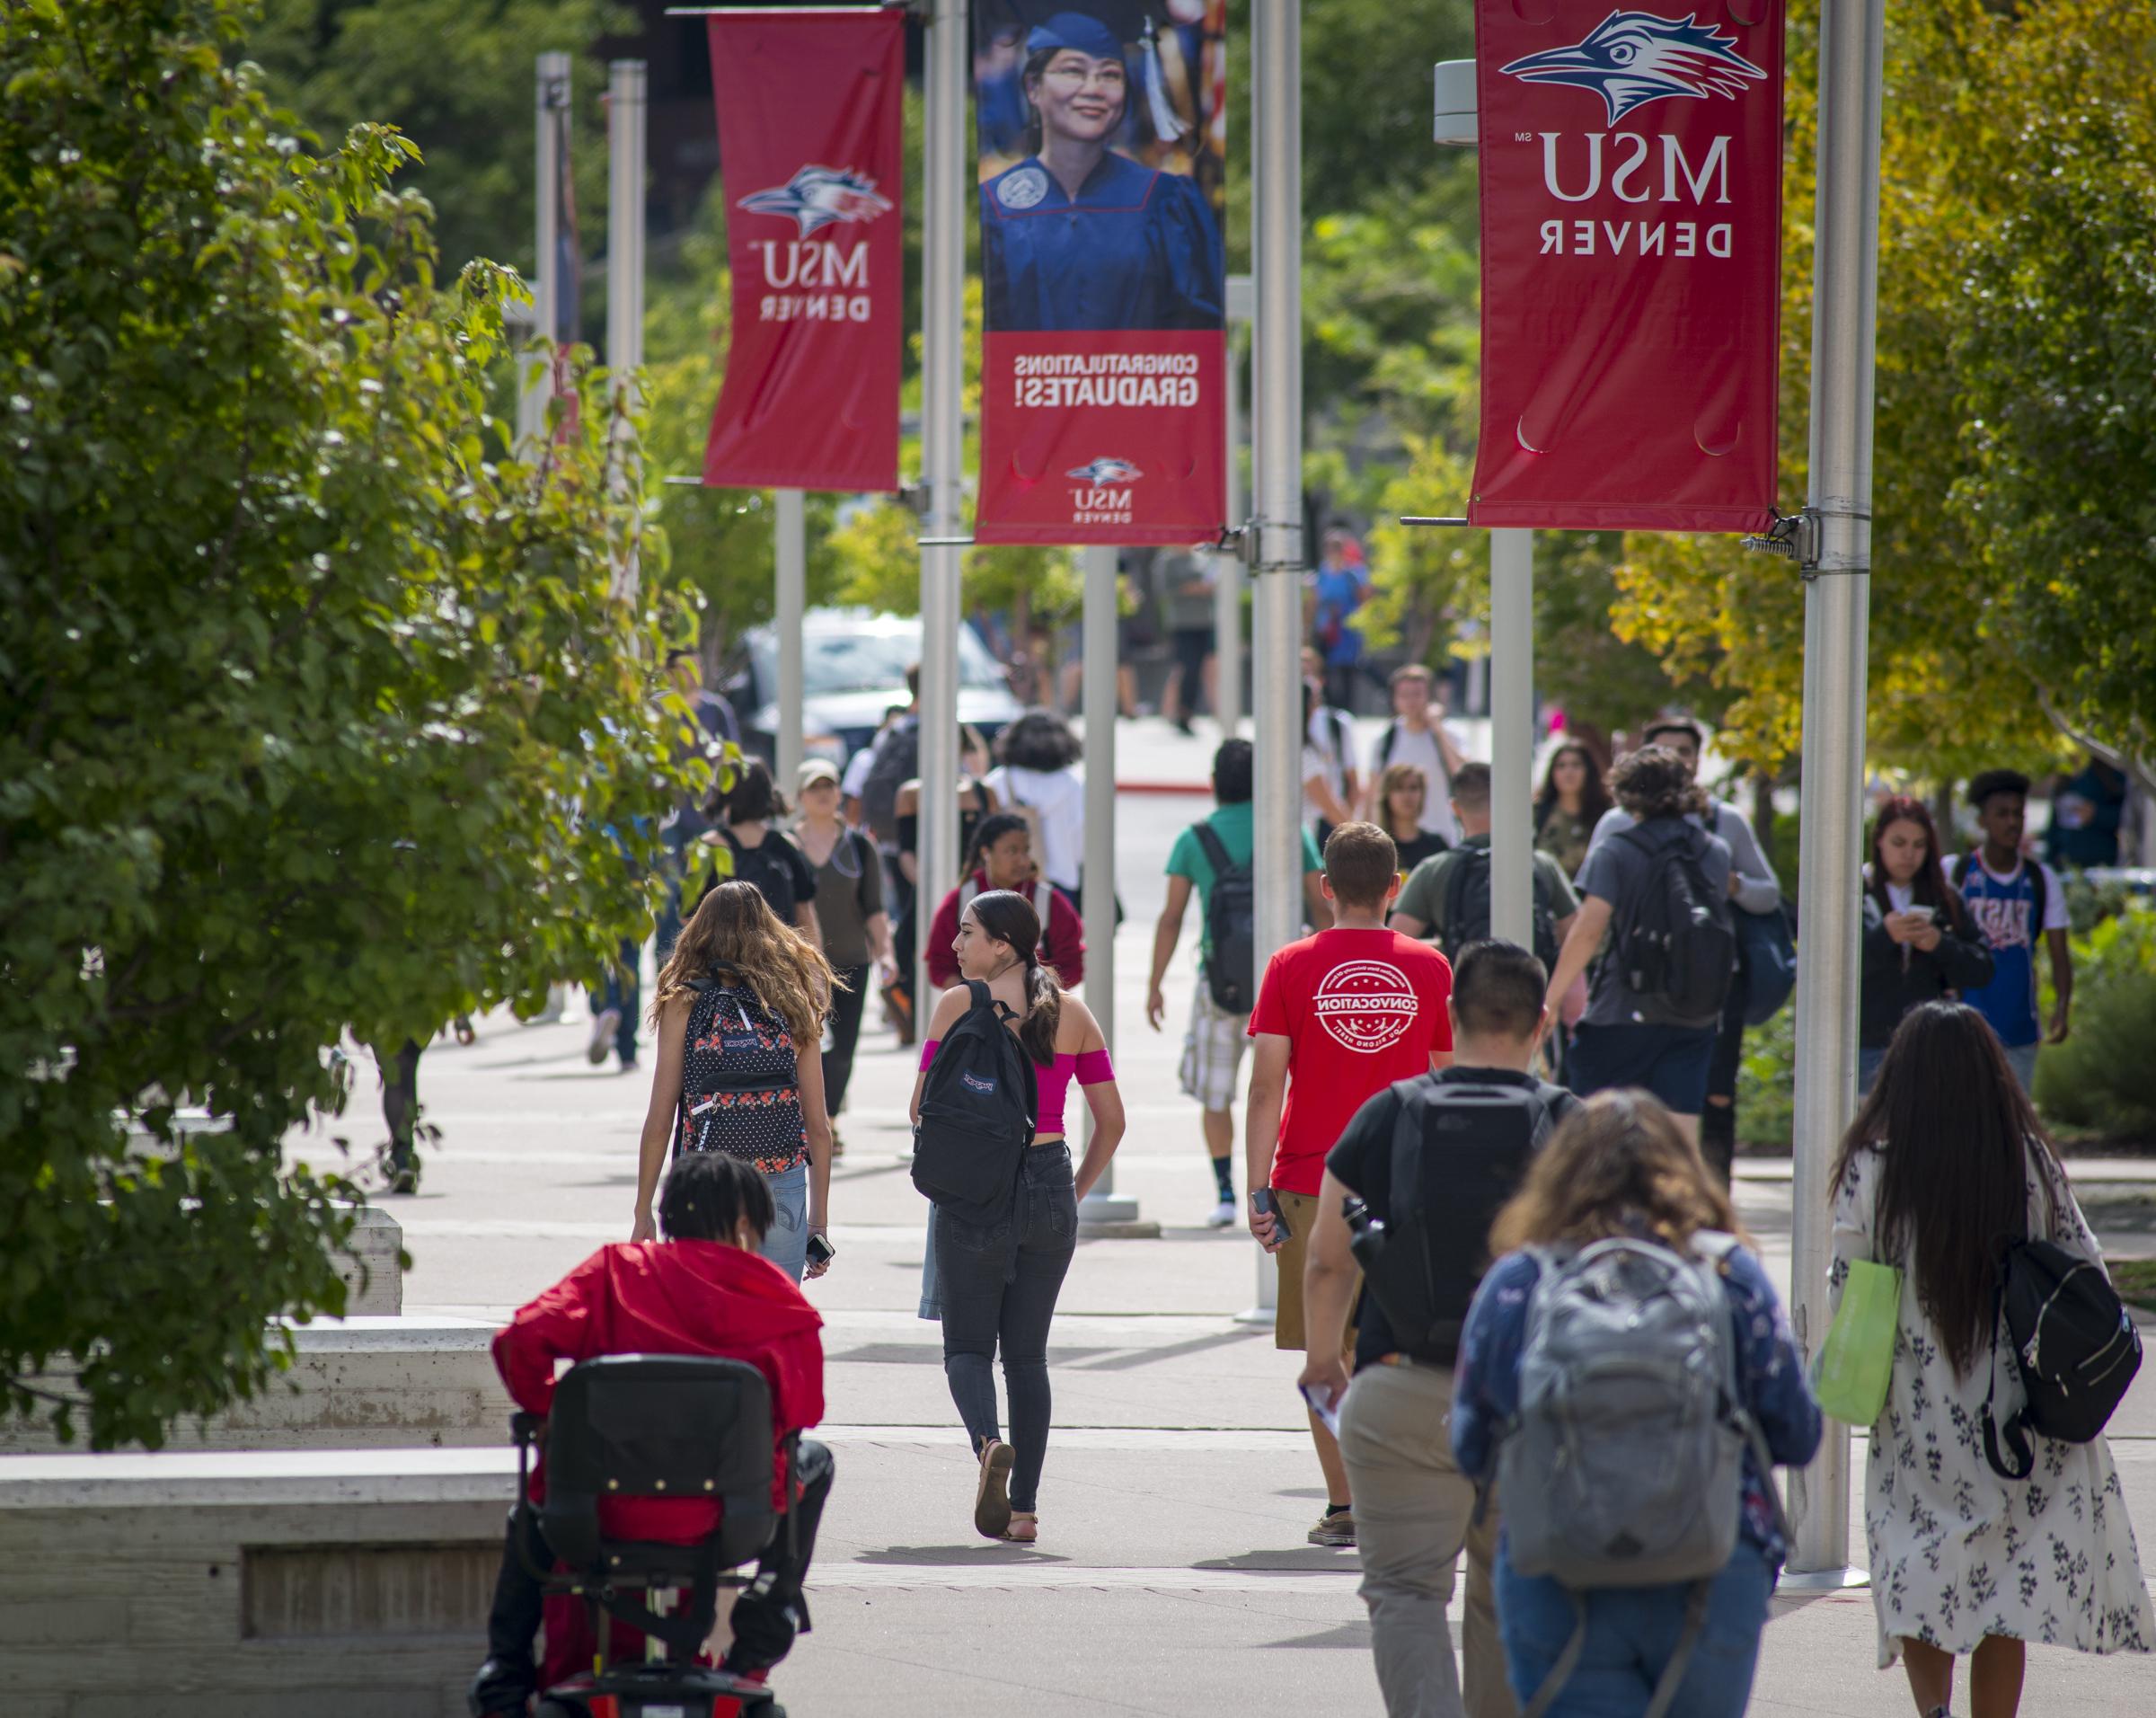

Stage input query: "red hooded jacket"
[{"left": 493, "top": 1238, "right": 825, "bottom": 1538}]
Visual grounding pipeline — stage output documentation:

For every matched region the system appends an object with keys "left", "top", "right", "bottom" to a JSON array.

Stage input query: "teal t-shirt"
[{"left": 1165, "top": 801, "right": 1324, "bottom": 956}]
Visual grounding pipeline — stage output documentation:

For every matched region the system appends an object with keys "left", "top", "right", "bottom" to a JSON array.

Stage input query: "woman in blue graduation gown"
[{"left": 981, "top": 11, "right": 1224, "bottom": 333}]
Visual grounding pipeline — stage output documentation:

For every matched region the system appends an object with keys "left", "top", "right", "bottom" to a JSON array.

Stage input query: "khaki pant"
[{"left": 1338, "top": 1360, "right": 1514, "bottom": 1718}]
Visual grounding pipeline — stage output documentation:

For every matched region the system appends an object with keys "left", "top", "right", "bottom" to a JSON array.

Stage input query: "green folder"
[{"left": 1816, "top": 1259, "right": 1902, "bottom": 1427}]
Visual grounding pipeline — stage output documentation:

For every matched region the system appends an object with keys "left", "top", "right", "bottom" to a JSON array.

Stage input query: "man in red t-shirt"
[{"left": 1245, "top": 821, "right": 1453, "bottom": 1548}]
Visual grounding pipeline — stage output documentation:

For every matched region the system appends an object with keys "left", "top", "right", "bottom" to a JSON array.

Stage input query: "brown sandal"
[
  {"left": 973, "top": 1439, "right": 1014, "bottom": 1539},
  {"left": 1000, "top": 1510, "right": 1038, "bottom": 1544}
]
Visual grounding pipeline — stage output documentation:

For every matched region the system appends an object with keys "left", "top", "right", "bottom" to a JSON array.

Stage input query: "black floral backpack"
[{"left": 676, "top": 972, "right": 807, "bottom": 1176}]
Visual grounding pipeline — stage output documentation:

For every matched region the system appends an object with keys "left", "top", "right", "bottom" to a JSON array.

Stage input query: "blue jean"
[
  {"left": 935, "top": 1144, "right": 1078, "bottom": 1513},
  {"left": 2002, "top": 1038, "right": 2039, "bottom": 1094},
  {"left": 1496, "top": 1537, "right": 1772, "bottom": 1717},
  {"left": 587, "top": 936, "right": 640, "bottom": 1061},
  {"left": 1568, "top": 1022, "right": 1718, "bottom": 1114},
  {"left": 759, "top": 1159, "right": 809, "bottom": 1282},
  {"left": 1858, "top": 1044, "right": 1888, "bottom": 1094}
]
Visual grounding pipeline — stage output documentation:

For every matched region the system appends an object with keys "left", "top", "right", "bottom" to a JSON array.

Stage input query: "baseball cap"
[{"left": 797, "top": 758, "right": 840, "bottom": 791}]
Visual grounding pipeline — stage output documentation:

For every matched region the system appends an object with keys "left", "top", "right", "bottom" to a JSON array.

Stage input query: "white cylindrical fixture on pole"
[
  {"left": 1785, "top": 0, "right": 1886, "bottom": 1587},
  {"left": 1488, "top": 528, "right": 1534, "bottom": 949},
  {"left": 519, "top": 52, "right": 572, "bottom": 450},
  {"left": 775, "top": 489, "right": 807, "bottom": 793},
  {"left": 1078, "top": 546, "right": 1144, "bottom": 1232},
  {"left": 915, "top": 0, "right": 966, "bottom": 1023},
  {"left": 606, "top": 58, "right": 646, "bottom": 606}
]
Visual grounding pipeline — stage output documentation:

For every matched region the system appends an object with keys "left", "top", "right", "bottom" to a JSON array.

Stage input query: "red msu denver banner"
[
  {"left": 702, "top": 9, "right": 902, "bottom": 492},
  {"left": 973, "top": 2, "right": 1228, "bottom": 545},
  {"left": 1470, "top": 4, "right": 1786, "bottom": 533}
]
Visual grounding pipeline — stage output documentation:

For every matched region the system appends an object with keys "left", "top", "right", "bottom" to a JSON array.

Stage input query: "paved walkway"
[{"left": 352, "top": 773, "right": 2156, "bottom": 1715}]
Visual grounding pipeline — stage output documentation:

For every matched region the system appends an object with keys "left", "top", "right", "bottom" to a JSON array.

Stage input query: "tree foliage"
[{"left": 0, "top": 0, "right": 693, "bottom": 1448}]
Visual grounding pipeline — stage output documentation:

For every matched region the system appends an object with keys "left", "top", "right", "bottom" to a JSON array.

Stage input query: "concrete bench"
[
  {"left": 0, "top": 1448, "right": 517, "bottom": 1716},
  {"left": 0, "top": 1317, "right": 511, "bottom": 1456}
]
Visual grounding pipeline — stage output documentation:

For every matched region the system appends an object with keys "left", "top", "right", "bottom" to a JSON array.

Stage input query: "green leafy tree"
[
  {"left": 0, "top": 0, "right": 693, "bottom": 1448},
  {"left": 247, "top": 0, "right": 628, "bottom": 285}
]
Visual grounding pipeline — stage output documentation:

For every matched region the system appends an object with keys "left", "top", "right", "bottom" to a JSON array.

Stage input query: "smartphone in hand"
[
  {"left": 806, "top": 1232, "right": 836, "bottom": 1269},
  {"left": 1250, "top": 1188, "right": 1291, "bottom": 1244}
]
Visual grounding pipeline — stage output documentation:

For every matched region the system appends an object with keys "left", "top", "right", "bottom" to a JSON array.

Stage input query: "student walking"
[
  {"left": 1579, "top": 718, "right": 1780, "bottom": 1178},
  {"left": 701, "top": 761, "right": 820, "bottom": 948},
  {"left": 1830, "top": 1003, "right": 2152, "bottom": 1713},
  {"left": 912, "top": 889, "right": 1125, "bottom": 1545},
  {"left": 1246, "top": 822, "right": 1454, "bottom": 1548},
  {"left": 983, "top": 709, "right": 1086, "bottom": 896},
  {"left": 1303, "top": 646, "right": 1363, "bottom": 850},
  {"left": 1533, "top": 741, "right": 1612, "bottom": 880},
  {"left": 791, "top": 760, "right": 890, "bottom": 1147},
  {"left": 1544, "top": 746, "right": 1734, "bottom": 1147},
  {"left": 1363, "top": 664, "right": 1470, "bottom": 846},
  {"left": 1453, "top": 1092, "right": 1822, "bottom": 1716},
  {"left": 1860, "top": 796, "right": 1993, "bottom": 1091},
  {"left": 632, "top": 881, "right": 837, "bottom": 1284},
  {"left": 923, "top": 814, "right": 1085, "bottom": 993},
  {"left": 1945, "top": 770, "right": 2073, "bottom": 1093},
  {"left": 1391, "top": 764, "right": 1577, "bottom": 968},
  {"left": 1374, "top": 762, "right": 1450, "bottom": 878},
  {"left": 1299, "top": 942, "right": 1577, "bottom": 1718},
  {"left": 1146, "top": 740, "right": 1328, "bottom": 1227}
]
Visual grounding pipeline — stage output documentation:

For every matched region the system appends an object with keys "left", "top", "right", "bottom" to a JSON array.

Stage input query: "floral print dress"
[{"left": 1830, "top": 1144, "right": 2153, "bottom": 1668}]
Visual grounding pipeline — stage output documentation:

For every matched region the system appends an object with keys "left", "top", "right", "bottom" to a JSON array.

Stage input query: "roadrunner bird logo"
[
  {"left": 1065, "top": 457, "right": 1144, "bottom": 484},
  {"left": 739, "top": 165, "right": 893, "bottom": 237},
  {"left": 1500, "top": 11, "right": 1767, "bottom": 126}
]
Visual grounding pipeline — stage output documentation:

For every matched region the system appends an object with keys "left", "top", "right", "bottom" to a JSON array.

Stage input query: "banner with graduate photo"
[{"left": 973, "top": 1, "right": 1228, "bottom": 545}]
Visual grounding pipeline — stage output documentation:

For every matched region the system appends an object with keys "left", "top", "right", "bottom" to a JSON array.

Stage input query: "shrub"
[{"left": 2034, "top": 911, "right": 2156, "bottom": 1138}]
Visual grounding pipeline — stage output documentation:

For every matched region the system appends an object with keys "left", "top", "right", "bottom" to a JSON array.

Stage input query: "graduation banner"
[
  {"left": 973, "top": 2, "right": 1228, "bottom": 545},
  {"left": 1469, "top": 3, "right": 1786, "bottom": 533},
  {"left": 702, "top": 9, "right": 903, "bottom": 492}
]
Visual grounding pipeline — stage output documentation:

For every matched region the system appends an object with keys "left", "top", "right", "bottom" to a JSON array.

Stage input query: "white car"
[{"left": 728, "top": 608, "right": 1023, "bottom": 766}]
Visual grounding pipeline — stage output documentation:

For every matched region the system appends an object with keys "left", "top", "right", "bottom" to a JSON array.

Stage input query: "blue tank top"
[{"left": 1953, "top": 855, "right": 2046, "bottom": 1047}]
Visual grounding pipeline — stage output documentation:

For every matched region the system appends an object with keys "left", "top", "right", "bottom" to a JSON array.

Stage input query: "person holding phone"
[
  {"left": 1860, "top": 797, "right": 1993, "bottom": 1092},
  {"left": 1244, "top": 823, "right": 1454, "bottom": 1548},
  {"left": 632, "top": 881, "right": 837, "bottom": 1284}
]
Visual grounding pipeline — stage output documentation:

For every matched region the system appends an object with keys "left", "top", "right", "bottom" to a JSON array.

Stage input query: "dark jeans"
[
  {"left": 1698, "top": 974, "right": 1750, "bottom": 1184},
  {"left": 480, "top": 1438, "right": 835, "bottom": 1701},
  {"left": 588, "top": 936, "right": 641, "bottom": 1061},
  {"left": 936, "top": 1144, "right": 1078, "bottom": 1513},
  {"left": 824, "top": 963, "right": 871, "bottom": 1116},
  {"left": 375, "top": 1038, "right": 420, "bottom": 1171},
  {"left": 1323, "top": 660, "right": 1361, "bottom": 715}
]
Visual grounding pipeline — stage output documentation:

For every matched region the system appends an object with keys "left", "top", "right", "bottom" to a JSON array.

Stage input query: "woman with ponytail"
[{"left": 909, "top": 888, "right": 1125, "bottom": 1545}]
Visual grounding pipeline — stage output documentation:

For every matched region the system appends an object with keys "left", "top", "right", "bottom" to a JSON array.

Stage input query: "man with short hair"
[
  {"left": 1581, "top": 717, "right": 1780, "bottom": 1177},
  {"left": 470, "top": 1152, "right": 831, "bottom": 1715},
  {"left": 1391, "top": 763, "right": 1578, "bottom": 962},
  {"left": 1946, "top": 769, "right": 2072, "bottom": 1092},
  {"left": 1364, "top": 664, "right": 1469, "bottom": 846},
  {"left": 1300, "top": 941, "right": 1572, "bottom": 1718},
  {"left": 1148, "top": 740, "right": 1329, "bottom": 1227},
  {"left": 1246, "top": 822, "right": 1454, "bottom": 1546}
]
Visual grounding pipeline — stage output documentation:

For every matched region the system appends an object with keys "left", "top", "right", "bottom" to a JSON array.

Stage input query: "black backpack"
[
  {"left": 1610, "top": 824, "right": 1736, "bottom": 1027},
  {"left": 675, "top": 977, "right": 806, "bottom": 1169},
  {"left": 859, "top": 718, "right": 921, "bottom": 846},
  {"left": 912, "top": 979, "right": 1039, "bottom": 1227},
  {"left": 1191, "top": 821, "right": 1256, "bottom": 1014},
  {"left": 715, "top": 829, "right": 800, "bottom": 925},
  {"left": 1350, "top": 1070, "right": 1577, "bottom": 1366},
  {"left": 1438, "top": 845, "right": 1563, "bottom": 975},
  {"left": 1982, "top": 1198, "right": 2143, "bottom": 1480}
]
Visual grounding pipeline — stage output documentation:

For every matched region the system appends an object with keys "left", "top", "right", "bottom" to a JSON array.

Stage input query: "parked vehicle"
[{"left": 728, "top": 609, "right": 1022, "bottom": 766}]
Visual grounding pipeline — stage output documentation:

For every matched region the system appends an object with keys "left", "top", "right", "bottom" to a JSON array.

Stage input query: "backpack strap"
[
  {"left": 1386, "top": 1080, "right": 1443, "bottom": 1352},
  {"left": 1191, "top": 819, "right": 1236, "bottom": 878},
  {"left": 1378, "top": 721, "right": 1399, "bottom": 768}
]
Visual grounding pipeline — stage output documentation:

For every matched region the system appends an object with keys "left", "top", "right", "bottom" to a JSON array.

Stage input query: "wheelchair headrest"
[{"left": 544, "top": 1353, "right": 777, "bottom": 1504}]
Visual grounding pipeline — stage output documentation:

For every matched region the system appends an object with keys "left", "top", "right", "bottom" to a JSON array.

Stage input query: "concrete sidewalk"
[{"left": 338, "top": 785, "right": 2156, "bottom": 1714}]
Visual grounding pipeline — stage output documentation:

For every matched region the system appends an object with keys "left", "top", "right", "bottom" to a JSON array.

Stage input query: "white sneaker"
[
  {"left": 588, "top": 1007, "right": 621, "bottom": 1066},
  {"left": 1205, "top": 1197, "right": 1237, "bottom": 1229}
]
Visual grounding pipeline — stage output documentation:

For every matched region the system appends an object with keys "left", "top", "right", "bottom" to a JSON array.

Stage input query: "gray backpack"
[{"left": 1496, "top": 1232, "right": 1787, "bottom": 1718}]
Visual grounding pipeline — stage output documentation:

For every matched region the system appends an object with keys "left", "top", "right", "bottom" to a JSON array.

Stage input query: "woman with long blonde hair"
[
  {"left": 1451, "top": 1092, "right": 1821, "bottom": 1715},
  {"left": 632, "top": 881, "right": 839, "bottom": 1281}
]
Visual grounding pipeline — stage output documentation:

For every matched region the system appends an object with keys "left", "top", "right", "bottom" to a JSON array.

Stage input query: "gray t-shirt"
[{"left": 1574, "top": 816, "right": 1733, "bottom": 1026}]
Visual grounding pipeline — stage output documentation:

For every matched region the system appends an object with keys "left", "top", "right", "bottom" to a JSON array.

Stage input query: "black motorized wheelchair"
[{"left": 510, "top": 1353, "right": 800, "bottom": 1718}]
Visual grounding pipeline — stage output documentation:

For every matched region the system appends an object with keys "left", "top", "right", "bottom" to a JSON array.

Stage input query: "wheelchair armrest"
[{"left": 511, "top": 1410, "right": 547, "bottom": 1447}]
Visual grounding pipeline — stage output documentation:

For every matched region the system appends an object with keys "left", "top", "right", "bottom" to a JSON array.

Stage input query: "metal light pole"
[
  {"left": 1785, "top": 0, "right": 1887, "bottom": 1587},
  {"left": 916, "top": 0, "right": 966, "bottom": 1016},
  {"left": 605, "top": 59, "right": 646, "bottom": 607},
  {"left": 775, "top": 490, "right": 807, "bottom": 793},
  {"left": 519, "top": 52, "right": 572, "bottom": 450},
  {"left": 1215, "top": 274, "right": 1254, "bottom": 738},
  {"left": 1079, "top": 546, "right": 1148, "bottom": 1234}
]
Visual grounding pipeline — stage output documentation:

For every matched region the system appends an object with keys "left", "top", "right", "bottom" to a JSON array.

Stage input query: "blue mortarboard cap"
[{"left": 1026, "top": 10, "right": 1128, "bottom": 62}]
